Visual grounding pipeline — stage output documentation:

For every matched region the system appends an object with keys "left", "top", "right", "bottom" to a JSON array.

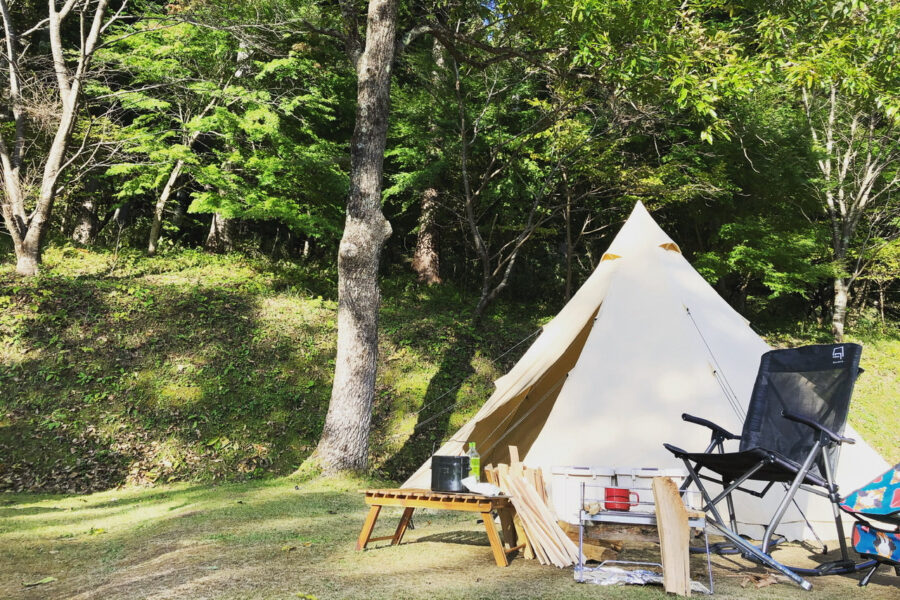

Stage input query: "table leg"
[
  {"left": 392, "top": 507, "right": 416, "bottom": 545},
  {"left": 498, "top": 507, "right": 517, "bottom": 549},
  {"left": 356, "top": 505, "right": 382, "bottom": 550},
  {"left": 482, "top": 511, "right": 509, "bottom": 567}
]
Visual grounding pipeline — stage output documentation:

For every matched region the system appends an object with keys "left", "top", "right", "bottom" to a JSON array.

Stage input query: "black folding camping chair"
[{"left": 664, "top": 343, "right": 868, "bottom": 589}]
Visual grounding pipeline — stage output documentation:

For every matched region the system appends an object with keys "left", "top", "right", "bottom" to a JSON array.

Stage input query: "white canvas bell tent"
[{"left": 403, "top": 201, "right": 888, "bottom": 541}]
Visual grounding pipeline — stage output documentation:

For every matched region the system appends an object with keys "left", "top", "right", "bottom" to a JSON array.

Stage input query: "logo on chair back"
[{"left": 832, "top": 346, "right": 845, "bottom": 363}]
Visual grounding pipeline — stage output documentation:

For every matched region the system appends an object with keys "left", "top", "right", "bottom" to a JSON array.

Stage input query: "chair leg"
[
  {"left": 761, "top": 440, "right": 822, "bottom": 553},
  {"left": 708, "top": 519, "right": 812, "bottom": 590},
  {"left": 858, "top": 563, "right": 879, "bottom": 587},
  {"left": 821, "top": 448, "right": 852, "bottom": 563}
]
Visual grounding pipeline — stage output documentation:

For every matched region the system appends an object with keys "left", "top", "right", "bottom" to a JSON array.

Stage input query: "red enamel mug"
[{"left": 605, "top": 487, "right": 640, "bottom": 511}]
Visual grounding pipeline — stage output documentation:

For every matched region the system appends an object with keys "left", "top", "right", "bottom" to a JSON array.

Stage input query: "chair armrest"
[
  {"left": 681, "top": 413, "right": 740, "bottom": 441},
  {"left": 781, "top": 410, "right": 855, "bottom": 445}
]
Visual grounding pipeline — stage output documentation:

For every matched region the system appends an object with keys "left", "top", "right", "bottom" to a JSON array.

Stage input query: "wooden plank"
[
  {"left": 509, "top": 445, "right": 520, "bottom": 465},
  {"left": 484, "top": 465, "right": 498, "bottom": 486},
  {"left": 535, "top": 467, "right": 549, "bottom": 505},
  {"left": 356, "top": 505, "right": 382, "bottom": 550},
  {"left": 508, "top": 474, "right": 579, "bottom": 566},
  {"left": 503, "top": 471, "right": 568, "bottom": 566},
  {"left": 653, "top": 477, "right": 691, "bottom": 597},
  {"left": 497, "top": 464, "right": 534, "bottom": 560},
  {"left": 512, "top": 473, "right": 578, "bottom": 559},
  {"left": 502, "top": 473, "right": 548, "bottom": 564}
]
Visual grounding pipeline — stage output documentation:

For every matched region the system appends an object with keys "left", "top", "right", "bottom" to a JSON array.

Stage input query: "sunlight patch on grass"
[
  {"left": 849, "top": 336, "right": 900, "bottom": 463},
  {"left": 158, "top": 383, "right": 204, "bottom": 407}
]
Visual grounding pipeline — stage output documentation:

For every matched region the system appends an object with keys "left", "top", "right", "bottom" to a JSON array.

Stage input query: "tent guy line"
[{"left": 685, "top": 305, "right": 746, "bottom": 421}]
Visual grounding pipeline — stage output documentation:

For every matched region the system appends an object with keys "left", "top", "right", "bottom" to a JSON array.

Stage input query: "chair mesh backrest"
[{"left": 740, "top": 343, "right": 862, "bottom": 478}]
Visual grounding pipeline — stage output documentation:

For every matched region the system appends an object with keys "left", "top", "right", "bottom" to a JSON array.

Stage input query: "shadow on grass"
[
  {"left": 380, "top": 333, "right": 478, "bottom": 481},
  {"left": 411, "top": 530, "right": 491, "bottom": 547}
]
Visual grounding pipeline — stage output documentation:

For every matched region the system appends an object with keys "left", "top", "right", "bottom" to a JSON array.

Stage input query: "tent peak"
[{"left": 605, "top": 202, "right": 677, "bottom": 257}]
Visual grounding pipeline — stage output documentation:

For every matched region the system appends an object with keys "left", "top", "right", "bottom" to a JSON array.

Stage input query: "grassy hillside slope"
[
  {"left": 0, "top": 247, "right": 538, "bottom": 492},
  {"left": 1, "top": 246, "right": 897, "bottom": 493}
]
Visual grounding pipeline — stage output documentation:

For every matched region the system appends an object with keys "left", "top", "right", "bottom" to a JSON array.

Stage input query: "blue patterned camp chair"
[{"left": 840, "top": 463, "right": 900, "bottom": 586}]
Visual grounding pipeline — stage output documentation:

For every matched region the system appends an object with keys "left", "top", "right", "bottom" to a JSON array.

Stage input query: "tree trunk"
[
  {"left": 0, "top": 0, "right": 113, "bottom": 276},
  {"left": 72, "top": 178, "right": 100, "bottom": 244},
  {"left": 563, "top": 170, "right": 573, "bottom": 300},
  {"left": 148, "top": 159, "right": 185, "bottom": 255},
  {"left": 205, "top": 212, "right": 235, "bottom": 253},
  {"left": 832, "top": 277, "right": 849, "bottom": 342},
  {"left": 14, "top": 241, "right": 40, "bottom": 276},
  {"left": 411, "top": 187, "right": 441, "bottom": 284},
  {"left": 410, "top": 39, "right": 445, "bottom": 286},
  {"left": 72, "top": 199, "right": 98, "bottom": 245},
  {"left": 316, "top": 0, "right": 397, "bottom": 473}
]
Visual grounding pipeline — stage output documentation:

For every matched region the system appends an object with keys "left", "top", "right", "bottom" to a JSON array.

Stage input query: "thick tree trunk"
[
  {"left": 14, "top": 242, "right": 40, "bottom": 276},
  {"left": 205, "top": 212, "right": 235, "bottom": 253},
  {"left": 411, "top": 187, "right": 441, "bottom": 284},
  {"left": 316, "top": 0, "right": 397, "bottom": 473},
  {"left": 832, "top": 277, "right": 849, "bottom": 342},
  {"left": 148, "top": 159, "right": 185, "bottom": 255}
]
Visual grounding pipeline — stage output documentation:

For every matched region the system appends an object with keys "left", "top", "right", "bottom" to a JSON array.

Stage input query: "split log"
[
  {"left": 557, "top": 522, "right": 619, "bottom": 562},
  {"left": 653, "top": 477, "right": 691, "bottom": 597}
]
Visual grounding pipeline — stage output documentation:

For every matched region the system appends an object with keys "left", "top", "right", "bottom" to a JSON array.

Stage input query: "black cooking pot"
[{"left": 430, "top": 455, "right": 470, "bottom": 492}]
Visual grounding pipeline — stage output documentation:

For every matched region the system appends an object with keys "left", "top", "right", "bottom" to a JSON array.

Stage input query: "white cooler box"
[{"left": 550, "top": 466, "right": 692, "bottom": 524}]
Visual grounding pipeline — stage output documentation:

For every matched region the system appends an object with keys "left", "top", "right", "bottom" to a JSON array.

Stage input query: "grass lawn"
[
  {"left": 2, "top": 475, "right": 898, "bottom": 600},
  {"left": 2, "top": 248, "right": 898, "bottom": 598}
]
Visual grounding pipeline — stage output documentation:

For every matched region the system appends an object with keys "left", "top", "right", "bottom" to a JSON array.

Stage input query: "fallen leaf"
[
  {"left": 741, "top": 573, "right": 779, "bottom": 589},
  {"left": 282, "top": 545, "right": 297, "bottom": 552},
  {"left": 23, "top": 576, "right": 57, "bottom": 587}
]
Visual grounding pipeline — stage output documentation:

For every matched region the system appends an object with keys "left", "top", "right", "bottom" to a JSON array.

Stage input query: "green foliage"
[
  {"left": 695, "top": 216, "right": 834, "bottom": 298},
  {"left": 568, "top": 0, "right": 759, "bottom": 143},
  {"left": 94, "top": 14, "right": 352, "bottom": 243}
]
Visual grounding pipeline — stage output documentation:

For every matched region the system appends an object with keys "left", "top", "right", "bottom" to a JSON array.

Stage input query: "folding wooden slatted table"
[{"left": 357, "top": 488, "right": 521, "bottom": 566}]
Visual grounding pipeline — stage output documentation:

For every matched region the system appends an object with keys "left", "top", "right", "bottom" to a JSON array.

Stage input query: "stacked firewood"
[{"left": 484, "top": 447, "right": 581, "bottom": 568}]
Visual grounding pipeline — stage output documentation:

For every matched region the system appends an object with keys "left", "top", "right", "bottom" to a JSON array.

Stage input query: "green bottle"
[{"left": 467, "top": 442, "right": 481, "bottom": 482}]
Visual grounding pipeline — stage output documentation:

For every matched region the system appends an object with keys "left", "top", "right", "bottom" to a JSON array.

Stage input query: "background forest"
[{"left": 1, "top": 0, "right": 898, "bottom": 492}]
